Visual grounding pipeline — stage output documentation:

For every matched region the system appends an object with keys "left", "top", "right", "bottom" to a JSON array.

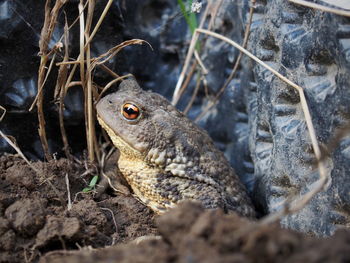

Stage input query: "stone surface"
[{"left": 241, "top": 0, "right": 350, "bottom": 235}]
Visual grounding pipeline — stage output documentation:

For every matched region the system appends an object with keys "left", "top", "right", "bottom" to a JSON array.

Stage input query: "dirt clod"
[
  {"left": 5, "top": 198, "right": 47, "bottom": 236},
  {"left": 5, "top": 164, "right": 36, "bottom": 190},
  {"left": 42, "top": 202, "right": 350, "bottom": 263},
  {"left": 35, "top": 216, "right": 81, "bottom": 248}
]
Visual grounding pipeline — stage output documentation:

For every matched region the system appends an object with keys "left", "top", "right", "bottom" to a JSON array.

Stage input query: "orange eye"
[{"left": 122, "top": 103, "right": 141, "bottom": 120}]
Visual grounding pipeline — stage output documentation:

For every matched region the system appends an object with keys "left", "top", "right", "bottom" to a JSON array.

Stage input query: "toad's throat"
[{"left": 97, "top": 115, "right": 144, "bottom": 159}]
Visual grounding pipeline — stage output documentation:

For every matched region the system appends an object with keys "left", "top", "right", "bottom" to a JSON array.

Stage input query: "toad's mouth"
[{"left": 97, "top": 115, "right": 146, "bottom": 159}]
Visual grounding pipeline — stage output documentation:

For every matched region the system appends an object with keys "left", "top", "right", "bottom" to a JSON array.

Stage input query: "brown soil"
[
  {"left": 0, "top": 154, "right": 349, "bottom": 263},
  {"left": 0, "top": 154, "right": 157, "bottom": 263}
]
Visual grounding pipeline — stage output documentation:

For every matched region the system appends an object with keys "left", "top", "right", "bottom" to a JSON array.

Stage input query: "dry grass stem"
[
  {"left": 0, "top": 105, "right": 6, "bottom": 121},
  {"left": 172, "top": 1, "right": 212, "bottom": 105},
  {"left": 60, "top": 39, "right": 148, "bottom": 93},
  {"left": 194, "top": 0, "right": 255, "bottom": 121},
  {"left": 58, "top": 19, "right": 72, "bottom": 160},
  {"left": 172, "top": 33, "right": 197, "bottom": 105},
  {"left": 57, "top": 0, "right": 134, "bottom": 162},
  {"left": 85, "top": 0, "right": 95, "bottom": 32},
  {"left": 194, "top": 50, "right": 208, "bottom": 75},
  {"left": 100, "top": 207, "right": 118, "bottom": 235},
  {"left": 99, "top": 64, "right": 120, "bottom": 78},
  {"left": 183, "top": 75, "right": 202, "bottom": 114},
  {"left": 36, "top": 56, "right": 52, "bottom": 161},
  {"left": 39, "top": 0, "right": 67, "bottom": 55},
  {"left": 57, "top": 58, "right": 112, "bottom": 66},
  {"left": 65, "top": 173, "right": 72, "bottom": 210},
  {"left": 195, "top": 28, "right": 328, "bottom": 224},
  {"left": 91, "top": 39, "right": 151, "bottom": 69},
  {"left": 78, "top": 0, "right": 91, "bottom": 161},
  {"left": 66, "top": 81, "right": 83, "bottom": 88},
  {"left": 0, "top": 130, "right": 33, "bottom": 170},
  {"left": 289, "top": 0, "right": 350, "bottom": 17},
  {"left": 97, "top": 74, "right": 134, "bottom": 102},
  {"left": 86, "top": 47, "right": 95, "bottom": 162},
  {"left": 85, "top": 0, "right": 96, "bottom": 162},
  {"left": 177, "top": 62, "right": 198, "bottom": 105},
  {"left": 84, "top": 0, "right": 113, "bottom": 47},
  {"left": 30, "top": 51, "right": 58, "bottom": 111},
  {"left": 78, "top": 1, "right": 85, "bottom": 90},
  {"left": 207, "top": 0, "right": 223, "bottom": 30},
  {"left": 36, "top": 0, "right": 67, "bottom": 160},
  {"left": 64, "top": 63, "right": 80, "bottom": 93},
  {"left": 56, "top": 60, "right": 82, "bottom": 66},
  {"left": 172, "top": 0, "right": 228, "bottom": 106}
]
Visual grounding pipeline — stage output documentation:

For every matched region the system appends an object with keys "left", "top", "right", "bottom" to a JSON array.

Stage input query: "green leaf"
[
  {"left": 188, "top": 0, "right": 198, "bottom": 34},
  {"left": 89, "top": 175, "right": 99, "bottom": 187},
  {"left": 177, "top": 0, "right": 200, "bottom": 51},
  {"left": 178, "top": 0, "right": 197, "bottom": 34},
  {"left": 82, "top": 187, "right": 92, "bottom": 193},
  {"left": 82, "top": 176, "right": 99, "bottom": 192}
]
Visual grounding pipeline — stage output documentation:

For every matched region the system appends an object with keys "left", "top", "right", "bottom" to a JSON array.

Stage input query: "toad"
[{"left": 96, "top": 79, "right": 255, "bottom": 217}]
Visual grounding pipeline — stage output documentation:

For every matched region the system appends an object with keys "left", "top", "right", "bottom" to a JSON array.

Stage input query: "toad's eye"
[{"left": 122, "top": 103, "right": 141, "bottom": 120}]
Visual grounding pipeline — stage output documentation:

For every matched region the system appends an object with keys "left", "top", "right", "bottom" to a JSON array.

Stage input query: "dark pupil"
[{"left": 124, "top": 106, "right": 138, "bottom": 115}]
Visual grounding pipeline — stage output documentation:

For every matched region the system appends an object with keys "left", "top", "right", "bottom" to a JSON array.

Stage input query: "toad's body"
[{"left": 96, "top": 79, "right": 255, "bottom": 217}]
